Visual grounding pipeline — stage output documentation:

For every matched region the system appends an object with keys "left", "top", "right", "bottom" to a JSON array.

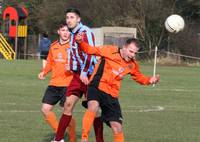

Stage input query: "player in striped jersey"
[{"left": 54, "top": 8, "right": 104, "bottom": 142}]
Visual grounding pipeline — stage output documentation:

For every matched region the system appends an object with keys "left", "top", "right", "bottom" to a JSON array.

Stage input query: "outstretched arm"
[
  {"left": 76, "top": 33, "right": 110, "bottom": 57},
  {"left": 131, "top": 62, "right": 160, "bottom": 85}
]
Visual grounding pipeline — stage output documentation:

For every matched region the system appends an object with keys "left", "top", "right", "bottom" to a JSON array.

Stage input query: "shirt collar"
[{"left": 71, "top": 22, "right": 83, "bottom": 34}]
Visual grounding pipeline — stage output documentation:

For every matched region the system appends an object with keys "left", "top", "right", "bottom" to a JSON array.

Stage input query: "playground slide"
[{"left": 0, "top": 33, "right": 15, "bottom": 60}]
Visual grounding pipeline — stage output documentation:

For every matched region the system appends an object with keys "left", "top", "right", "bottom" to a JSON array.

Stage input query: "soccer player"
[
  {"left": 54, "top": 8, "right": 104, "bottom": 142},
  {"left": 75, "top": 34, "right": 160, "bottom": 142},
  {"left": 38, "top": 21, "right": 76, "bottom": 142}
]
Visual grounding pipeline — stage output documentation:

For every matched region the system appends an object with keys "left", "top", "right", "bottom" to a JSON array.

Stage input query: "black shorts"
[
  {"left": 42, "top": 86, "right": 67, "bottom": 107},
  {"left": 87, "top": 85, "right": 123, "bottom": 127},
  {"left": 40, "top": 51, "right": 49, "bottom": 59}
]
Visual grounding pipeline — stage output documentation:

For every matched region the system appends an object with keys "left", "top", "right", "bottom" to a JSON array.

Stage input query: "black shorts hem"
[{"left": 102, "top": 117, "right": 123, "bottom": 127}]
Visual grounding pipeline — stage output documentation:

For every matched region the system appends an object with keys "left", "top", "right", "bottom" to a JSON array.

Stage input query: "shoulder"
[
  {"left": 80, "top": 25, "right": 93, "bottom": 34},
  {"left": 99, "top": 45, "right": 118, "bottom": 52},
  {"left": 109, "top": 45, "right": 119, "bottom": 52},
  {"left": 131, "top": 60, "right": 140, "bottom": 69},
  {"left": 65, "top": 42, "right": 70, "bottom": 48},
  {"left": 50, "top": 40, "right": 59, "bottom": 48}
]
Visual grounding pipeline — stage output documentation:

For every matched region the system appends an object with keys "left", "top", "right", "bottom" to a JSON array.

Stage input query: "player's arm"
[
  {"left": 130, "top": 61, "right": 160, "bottom": 85},
  {"left": 76, "top": 33, "right": 108, "bottom": 57},
  {"left": 80, "top": 31, "right": 93, "bottom": 77},
  {"left": 38, "top": 48, "right": 53, "bottom": 80}
]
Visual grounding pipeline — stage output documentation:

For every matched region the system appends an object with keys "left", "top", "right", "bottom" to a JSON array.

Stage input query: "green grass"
[{"left": 0, "top": 59, "right": 200, "bottom": 142}]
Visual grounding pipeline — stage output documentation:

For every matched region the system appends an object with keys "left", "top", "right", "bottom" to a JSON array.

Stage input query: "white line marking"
[
  {"left": 0, "top": 103, "right": 40, "bottom": 106},
  {"left": 125, "top": 106, "right": 164, "bottom": 112},
  {"left": 0, "top": 106, "right": 165, "bottom": 113},
  {"left": 146, "top": 88, "right": 199, "bottom": 93}
]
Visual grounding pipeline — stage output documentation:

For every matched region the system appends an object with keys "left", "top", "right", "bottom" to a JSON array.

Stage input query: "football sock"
[
  {"left": 55, "top": 114, "right": 72, "bottom": 141},
  {"left": 93, "top": 117, "right": 104, "bottom": 142},
  {"left": 44, "top": 112, "right": 58, "bottom": 133},
  {"left": 67, "top": 117, "right": 76, "bottom": 142},
  {"left": 114, "top": 132, "right": 124, "bottom": 142},
  {"left": 81, "top": 110, "right": 96, "bottom": 141}
]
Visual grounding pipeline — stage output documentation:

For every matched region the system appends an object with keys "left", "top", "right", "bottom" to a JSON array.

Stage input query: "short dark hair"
[
  {"left": 66, "top": 7, "right": 80, "bottom": 17},
  {"left": 56, "top": 20, "right": 67, "bottom": 29},
  {"left": 42, "top": 32, "right": 48, "bottom": 38},
  {"left": 125, "top": 38, "right": 139, "bottom": 48}
]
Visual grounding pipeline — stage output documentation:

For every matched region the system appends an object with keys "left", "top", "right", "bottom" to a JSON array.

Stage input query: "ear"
[
  {"left": 77, "top": 17, "right": 81, "bottom": 23},
  {"left": 57, "top": 29, "right": 60, "bottom": 35},
  {"left": 122, "top": 45, "right": 126, "bottom": 49}
]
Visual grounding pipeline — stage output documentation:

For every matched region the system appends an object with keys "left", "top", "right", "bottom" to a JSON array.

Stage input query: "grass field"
[{"left": 0, "top": 59, "right": 200, "bottom": 142}]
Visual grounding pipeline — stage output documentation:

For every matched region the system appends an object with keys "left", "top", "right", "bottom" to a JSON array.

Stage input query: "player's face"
[
  {"left": 58, "top": 26, "right": 70, "bottom": 42},
  {"left": 66, "top": 12, "right": 81, "bottom": 29},
  {"left": 123, "top": 43, "right": 139, "bottom": 62}
]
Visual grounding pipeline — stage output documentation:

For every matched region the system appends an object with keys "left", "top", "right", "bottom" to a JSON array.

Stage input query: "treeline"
[{"left": 4, "top": 0, "right": 200, "bottom": 57}]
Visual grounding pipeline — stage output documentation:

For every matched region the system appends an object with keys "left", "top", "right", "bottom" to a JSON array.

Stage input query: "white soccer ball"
[{"left": 165, "top": 14, "right": 185, "bottom": 33}]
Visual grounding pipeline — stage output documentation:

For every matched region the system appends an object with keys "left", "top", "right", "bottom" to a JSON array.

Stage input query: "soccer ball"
[{"left": 165, "top": 14, "right": 185, "bottom": 33}]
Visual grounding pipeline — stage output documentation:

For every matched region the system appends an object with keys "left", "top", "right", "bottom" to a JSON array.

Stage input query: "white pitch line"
[
  {"left": 143, "top": 88, "right": 200, "bottom": 93},
  {"left": 125, "top": 106, "right": 165, "bottom": 112},
  {"left": 138, "top": 106, "right": 164, "bottom": 112},
  {"left": 0, "top": 110, "right": 40, "bottom": 113},
  {"left": 0, "top": 106, "right": 165, "bottom": 113},
  {"left": 0, "top": 103, "right": 41, "bottom": 106}
]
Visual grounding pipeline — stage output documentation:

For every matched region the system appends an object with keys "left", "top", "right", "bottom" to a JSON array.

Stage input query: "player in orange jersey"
[
  {"left": 38, "top": 21, "right": 76, "bottom": 142},
  {"left": 75, "top": 34, "right": 160, "bottom": 142}
]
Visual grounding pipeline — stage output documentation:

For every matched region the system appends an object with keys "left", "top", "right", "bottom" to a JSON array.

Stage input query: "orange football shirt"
[
  {"left": 79, "top": 42, "right": 151, "bottom": 98},
  {"left": 42, "top": 40, "right": 73, "bottom": 86}
]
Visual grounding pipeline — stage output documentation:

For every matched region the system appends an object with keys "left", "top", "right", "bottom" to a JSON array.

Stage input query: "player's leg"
[
  {"left": 101, "top": 94, "right": 124, "bottom": 142},
  {"left": 93, "top": 109, "right": 104, "bottom": 142},
  {"left": 110, "top": 121, "right": 124, "bottom": 142},
  {"left": 41, "top": 103, "right": 58, "bottom": 133},
  {"left": 59, "top": 106, "right": 76, "bottom": 142},
  {"left": 55, "top": 73, "right": 83, "bottom": 141},
  {"left": 67, "top": 117, "right": 76, "bottom": 142},
  {"left": 81, "top": 100, "right": 99, "bottom": 142},
  {"left": 54, "top": 95, "right": 79, "bottom": 141},
  {"left": 59, "top": 89, "right": 77, "bottom": 142},
  {"left": 41, "top": 86, "right": 62, "bottom": 133},
  {"left": 82, "top": 99, "right": 104, "bottom": 142}
]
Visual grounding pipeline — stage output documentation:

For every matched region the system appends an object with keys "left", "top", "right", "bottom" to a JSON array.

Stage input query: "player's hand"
[
  {"left": 75, "top": 33, "right": 83, "bottom": 44},
  {"left": 65, "top": 64, "right": 70, "bottom": 71},
  {"left": 80, "top": 74, "right": 89, "bottom": 85},
  {"left": 38, "top": 72, "right": 45, "bottom": 80},
  {"left": 149, "top": 74, "right": 160, "bottom": 84}
]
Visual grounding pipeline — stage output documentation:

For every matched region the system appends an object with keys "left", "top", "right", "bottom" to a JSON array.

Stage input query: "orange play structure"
[{"left": 0, "top": 6, "right": 28, "bottom": 60}]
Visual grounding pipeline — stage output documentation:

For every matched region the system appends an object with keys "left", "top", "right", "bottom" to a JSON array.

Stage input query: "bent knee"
[
  {"left": 41, "top": 107, "right": 51, "bottom": 115},
  {"left": 110, "top": 122, "right": 123, "bottom": 134},
  {"left": 88, "top": 100, "right": 99, "bottom": 112},
  {"left": 63, "top": 102, "right": 74, "bottom": 114}
]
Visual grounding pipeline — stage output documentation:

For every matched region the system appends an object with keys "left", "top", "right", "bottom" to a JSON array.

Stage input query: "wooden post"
[{"left": 24, "top": 35, "right": 27, "bottom": 59}]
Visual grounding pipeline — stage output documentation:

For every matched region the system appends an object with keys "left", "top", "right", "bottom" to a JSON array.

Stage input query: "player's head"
[
  {"left": 65, "top": 8, "right": 81, "bottom": 29},
  {"left": 57, "top": 21, "right": 70, "bottom": 43},
  {"left": 121, "top": 38, "right": 139, "bottom": 62},
  {"left": 42, "top": 32, "right": 48, "bottom": 38}
]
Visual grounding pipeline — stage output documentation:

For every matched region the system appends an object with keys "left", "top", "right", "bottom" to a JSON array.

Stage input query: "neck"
[
  {"left": 59, "top": 39, "right": 69, "bottom": 45},
  {"left": 119, "top": 48, "right": 124, "bottom": 59},
  {"left": 71, "top": 22, "right": 82, "bottom": 33}
]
